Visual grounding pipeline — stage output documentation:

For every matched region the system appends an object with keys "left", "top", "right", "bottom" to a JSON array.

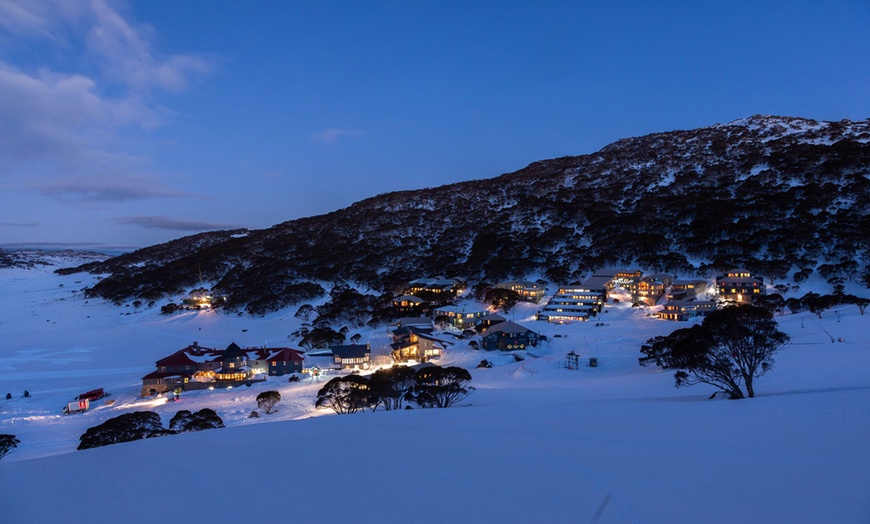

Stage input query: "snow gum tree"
[
  {"left": 640, "top": 305, "right": 789, "bottom": 399},
  {"left": 369, "top": 365, "right": 416, "bottom": 411},
  {"left": 256, "top": 391, "right": 281, "bottom": 414},
  {"left": 410, "top": 366, "right": 474, "bottom": 408},
  {"left": 315, "top": 375, "right": 372, "bottom": 414}
]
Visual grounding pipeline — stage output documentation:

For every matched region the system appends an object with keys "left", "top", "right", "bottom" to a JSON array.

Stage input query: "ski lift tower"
[{"left": 566, "top": 351, "right": 579, "bottom": 370}]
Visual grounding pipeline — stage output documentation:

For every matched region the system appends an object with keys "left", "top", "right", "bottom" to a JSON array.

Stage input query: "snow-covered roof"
[{"left": 483, "top": 321, "right": 538, "bottom": 336}]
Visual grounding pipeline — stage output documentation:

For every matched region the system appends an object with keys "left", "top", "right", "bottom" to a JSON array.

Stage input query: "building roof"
[
  {"left": 392, "top": 325, "right": 433, "bottom": 338},
  {"left": 434, "top": 305, "right": 485, "bottom": 315},
  {"left": 409, "top": 277, "right": 461, "bottom": 287},
  {"left": 495, "top": 280, "right": 546, "bottom": 290},
  {"left": 592, "top": 268, "right": 642, "bottom": 277},
  {"left": 483, "top": 320, "right": 538, "bottom": 337},
  {"left": 480, "top": 313, "right": 506, "bottom": 322},
  {"left": 717, "top": 276, "right": 763, "bottom": 285},
  {"left": 222, "top": 342, "right": 246, "bottom": 360},
  {"left": 396, "top": 317, "right": 433, "bottom": 328},
  {"left": 416, "top": 332, "right": 454, "bottom": 346},
  {"left": 393, "top": 295, "right": 424, "bottom": 303},
  {"left": 155, "top": 350, "right": 198, "bottom": 368},
  {"left": 665, "top": 299, "right": 716, "bottom": 307},
  {"left": 142, "top": 370, "right": 192, "bottom": 380},
  {"left": 672, "top": 279, "right": 707, "bottom": 285},
  {"left": 580, "top": 275, "right": 612, "bottom": 289},
  {"left": 266, "top": 348, "right": 305, "bottom": 363},
  {"left": 331, "top": 344, "right": 371, "bottom": 360}
]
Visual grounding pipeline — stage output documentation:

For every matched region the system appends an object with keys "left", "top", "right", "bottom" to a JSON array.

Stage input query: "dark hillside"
[{"left": 61, "top": 115, "right": 870, "bottom": 312}]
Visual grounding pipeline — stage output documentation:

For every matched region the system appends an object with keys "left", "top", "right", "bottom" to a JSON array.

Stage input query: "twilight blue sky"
[{"left": 1, "top": 1, "right": 868, "bottom": 253}]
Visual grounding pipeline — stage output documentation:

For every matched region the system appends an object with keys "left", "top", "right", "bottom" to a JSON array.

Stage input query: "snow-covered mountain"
[{"left": 62, "top": 115, "right": 870, "bottom": 314}]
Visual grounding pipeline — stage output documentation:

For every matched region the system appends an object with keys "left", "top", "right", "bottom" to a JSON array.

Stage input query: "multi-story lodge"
[
  {"left": 629, "top": 276, "right": 667, "bottom": 307},
  {"left": 142, "top": 342, "right": 304, "bottom": 396},
  {"left": 657, "top": 300, "right": 717, "bottom": 321},
  {"left": 668, "top": 279, "right": 708, "bottom": 301},
  {"left": 331, "top": 344, "right": 372, "bottom": 370},
  {"left": 480, "top": 321, "right": 545, "bottom": 351},
  {"left": 477, "top": 313, "right": 507, "bottom": 332},
  {"left": 717, "top": 270, "right": 765, "bottom": 303},
  {"left": 493, "top": 281, "right": 547, "bottom": 303},
  {"left": 537, "top": 282, "right": 606, "bottom": 322},
  {"left": 589, "top": 269, "right": 643, "bottom": 289},
  {"left": 390, "top": 326, "right": 451, "bottom": 363},
  {"left": 391, "top": 295, "right": 424, "bottom": 313},
  {"left": 433, "top": 305, "right": 487, "bottom": 329},
  {"left": 408, "top": 277, "right": 464, "bottom": 296}
]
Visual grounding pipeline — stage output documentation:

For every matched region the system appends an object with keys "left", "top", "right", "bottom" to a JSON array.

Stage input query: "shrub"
[
  {"left": 0, "top": 434, "right": 20, "bottom": 461},
  {"left": 78, "top": 412, "right": 170, "bottom": 450},
  {"left": 169, "top": 409, "right": 225, "bottom": 432}
]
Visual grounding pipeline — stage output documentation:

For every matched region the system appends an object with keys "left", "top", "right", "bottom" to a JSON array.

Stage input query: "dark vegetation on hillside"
[
  {"left": 78, "top": 409, "right": 224, "bottom": 450},
  {"left": 59, "top": 116, "right": 870, "bottom": 316}
]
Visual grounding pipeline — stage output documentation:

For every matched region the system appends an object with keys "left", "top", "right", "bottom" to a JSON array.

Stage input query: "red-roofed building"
[
  {"left": 141, "top": 341, "right": 304, "bottom": 396},
  {"left": 264, "top": 348, "right": 305, "bottom": 376}
]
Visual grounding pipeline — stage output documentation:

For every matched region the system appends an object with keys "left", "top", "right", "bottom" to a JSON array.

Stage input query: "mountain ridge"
[{"left": 61, "top": 115, "right": 870, "bottom": 312}]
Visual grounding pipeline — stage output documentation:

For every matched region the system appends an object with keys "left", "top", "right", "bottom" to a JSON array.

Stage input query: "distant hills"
[
  {"left": 1, "top": 249, "right": 106, "bottom": 270},
  {"left": 61, "top": 115, "right": 870, "bottom": 313}
]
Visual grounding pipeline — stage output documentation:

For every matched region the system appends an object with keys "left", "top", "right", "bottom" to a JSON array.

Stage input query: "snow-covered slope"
[{"left": 1, "top": 260, "right": 869, "bottom": 522}]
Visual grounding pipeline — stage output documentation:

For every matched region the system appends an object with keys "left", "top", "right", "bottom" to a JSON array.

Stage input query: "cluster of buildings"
[
  {"left": 142, "top": 342, "right": 385, "bottom": 396},
  {"left": 534, "top": 268, "right": 765, "bottom": 323},
  {"left": 141, "top": 342, "right": 305, "bottom": 396},
  {"left": 143, "top": 269, "right": 766, "bottom": 396}
]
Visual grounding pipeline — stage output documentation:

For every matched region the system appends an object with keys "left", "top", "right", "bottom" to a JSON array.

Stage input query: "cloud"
[
  {"left": 14, "top": 174, "right": 202, "bottom": 203},
  {"left": 0, "top": 220, "right": 39, "bottom": 227},
  {"left": 312, "top": 128, "right": 364, "bottom": 143},
  {"left": 83, "top": 0, "right": 212, "bottom": 93},
  {"left": 0, "top": 0, "right": 212, "bottom": 202},
  {"left": 113, "top": 216, "right": 242, "bottom": 232}
]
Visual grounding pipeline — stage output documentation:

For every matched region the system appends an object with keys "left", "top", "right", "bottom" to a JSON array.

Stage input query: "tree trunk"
[{"left": 745, "top": 378, "right": 755, "bottom": 398}]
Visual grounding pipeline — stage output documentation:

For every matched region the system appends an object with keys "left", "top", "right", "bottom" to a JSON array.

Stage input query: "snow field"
[{"left": 0, "top": 264, "right": 868, "bottom": 523}]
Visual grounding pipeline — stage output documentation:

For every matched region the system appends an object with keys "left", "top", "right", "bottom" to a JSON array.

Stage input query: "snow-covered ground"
[{"left": 0, "top": 262, "right": 868, "bottom": 523}]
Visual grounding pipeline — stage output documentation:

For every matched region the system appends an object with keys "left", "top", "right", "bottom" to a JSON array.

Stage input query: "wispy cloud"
[
  {"left": 312, "top": 128, "right": 364, "bottom": 143},
  {"left": 13, "top": 174, "right": 203, "bottom": 203},
  {"left": 0, "top": 220, "right": 39, "bottom": 227},
  {"left": 0, "top": 0, "right": 212, "bottom": 202},
  {"left": 113, "top": 216, "right": 242, "bottom": 232}
]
